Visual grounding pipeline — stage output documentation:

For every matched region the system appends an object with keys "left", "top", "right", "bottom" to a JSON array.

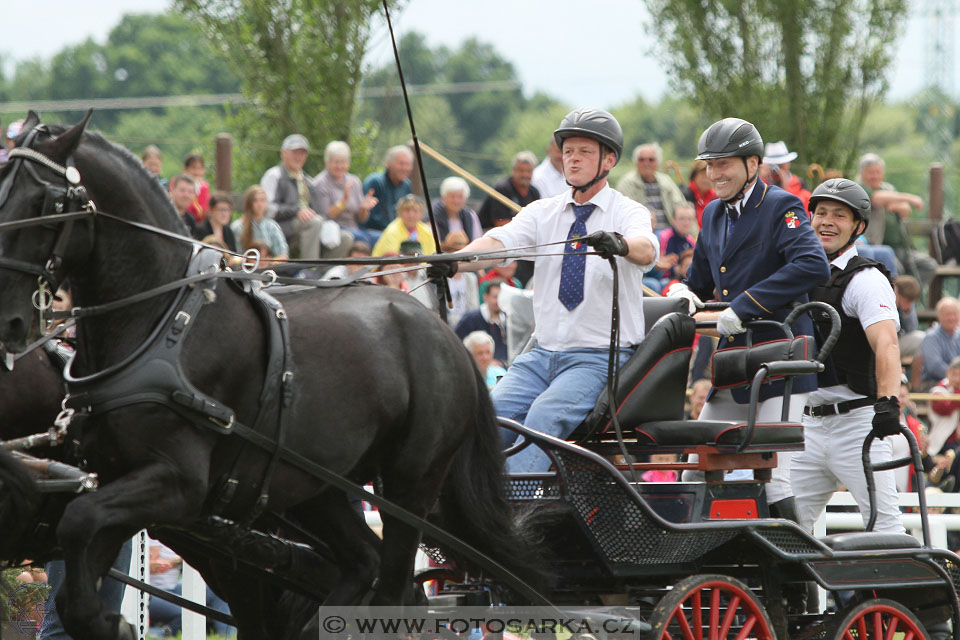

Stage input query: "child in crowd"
[
  {"left": 184, "top": 153, "right": 210, "bottom": 222},
  {"left": 232, "top": 185, "right": 290, "bottom": 261},
  {"left": 929, "top": 356, "right": 960, "bottom": 490},
  {"left": 372, "top": 194, "right": 436, "bottom": 257}
]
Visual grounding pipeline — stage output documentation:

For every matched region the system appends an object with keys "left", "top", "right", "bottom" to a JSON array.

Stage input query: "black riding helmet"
[
  {"left": 696, "top": 118, "right": 763, "bottom": 205},
  {"left": 554, "top": 108, "right": 623, "bottom": 193},
  {"left": 808, "top": 178, "right": 872, "bottom": 257}
]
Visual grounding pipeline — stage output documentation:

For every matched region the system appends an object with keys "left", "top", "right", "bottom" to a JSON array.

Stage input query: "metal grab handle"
[
  {"left": 862, "top": 426, "right": 930, "bottom": 546},
  {"left": 783, "top": 301, "right": 841, "bottom": 364}
]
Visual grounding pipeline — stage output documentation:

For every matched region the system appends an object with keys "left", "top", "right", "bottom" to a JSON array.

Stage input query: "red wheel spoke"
[
  {"left": 674, "top": 608, "right": 695, "bottom": 640},
  {"left": 710, "top": 588, "right": 721, "bottom": 640},
  {"left": 883, "top": 614, "right": 900, "bottom": 640},
  {"left": 872, "top": 611, "right": 883, "bottom": 640},
  {"left": 719, "top": 595, "right": 740, "bottom": 639},
  {"left": 856, "top": 615, "right": 868, "bottom": 640},
  {"left": 733, "top": 615, "right": 757, "bottom": 640},
  {"left": 842, "top": 630, "right": 856, "bottom": 640},
  {"left": 692, "top": 591, "right": 703, "bottom": 640}
]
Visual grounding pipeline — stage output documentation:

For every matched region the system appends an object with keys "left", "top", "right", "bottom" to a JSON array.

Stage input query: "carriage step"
[{"left": 820, "top": 531, "right": 921, "bottom": 551}]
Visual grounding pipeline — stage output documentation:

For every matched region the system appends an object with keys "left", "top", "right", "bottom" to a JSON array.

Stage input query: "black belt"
[{"left": 803, "top": 396, "right": 875, "bottom": 418}]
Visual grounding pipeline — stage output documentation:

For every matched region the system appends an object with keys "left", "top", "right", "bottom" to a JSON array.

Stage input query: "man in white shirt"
[
  {"left": 531, "top": 138, "right": 567, "bottom": 198},
  {"left": 791, "top": 178, "right": 905, "bottom": 534},
  {"left": 436, "top": 108, "right": 659, "bottom": 472}
]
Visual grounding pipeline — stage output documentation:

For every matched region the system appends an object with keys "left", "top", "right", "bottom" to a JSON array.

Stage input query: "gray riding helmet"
[
  {"left": 807, "top": 178, "right": 872, "bottom": 224},
  {"left": 553, "top": 108, "right": 624, "bottom": 163},
  {"left": 696, "top": 118, "right": 764, "bottom": 160}
]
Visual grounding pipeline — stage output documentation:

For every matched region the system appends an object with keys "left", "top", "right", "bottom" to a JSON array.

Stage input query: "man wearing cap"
[
  {"left": 260, "top": 133, "right": 352, "bottom": 260},
  {"left": 433, "top": 108, "right": 660, "bottom": 473},
  {"left": 761, "top": 141, "right": 811, "bottom": 210},
  {"left": 616, "top": 142, "right": 687, "bottom": 230},
  {"left": 668, "top": 118, "right": 830, "bottom": 522}
]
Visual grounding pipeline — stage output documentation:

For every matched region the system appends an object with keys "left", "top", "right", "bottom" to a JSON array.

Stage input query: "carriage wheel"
[
  {"left": 647, "top": 574, "right": 774, "bottom": 640},
  {"left": 826, "top": 598, "right": 929, "bottom": 640}
]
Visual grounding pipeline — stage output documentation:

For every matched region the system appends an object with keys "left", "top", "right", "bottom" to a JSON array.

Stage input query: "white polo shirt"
[
  {"left": 486, "top": 184, "right": 658, "bottom": 351},
  {"left": 808, "top": 245, "right": 899, "bottom": 405}
]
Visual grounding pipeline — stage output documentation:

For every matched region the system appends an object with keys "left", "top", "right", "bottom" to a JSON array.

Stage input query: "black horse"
[{"left": 0, "top": 113, "right": 531, "bottom": 639}]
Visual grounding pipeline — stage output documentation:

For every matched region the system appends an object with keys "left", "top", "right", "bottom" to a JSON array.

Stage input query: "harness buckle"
[{"left": 175, "top": 310, "right": 192, "bottom": 326}]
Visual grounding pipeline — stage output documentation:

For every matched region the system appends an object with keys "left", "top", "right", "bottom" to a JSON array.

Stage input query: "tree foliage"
[
  {"left": 645, "top": 0, "right": 908, "bottom": 174},
  {"left": 177, "top": 0, "right": 394, "bottom": 187}
]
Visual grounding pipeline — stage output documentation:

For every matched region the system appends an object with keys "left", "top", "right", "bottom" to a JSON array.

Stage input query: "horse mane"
[{"left": 45, "top": 124, "right": 186, "bottom": 232}]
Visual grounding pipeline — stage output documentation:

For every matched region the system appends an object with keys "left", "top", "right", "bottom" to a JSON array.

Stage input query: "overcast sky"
[{"left": 0, "top": 0, "right": 937, "bottom": 110}]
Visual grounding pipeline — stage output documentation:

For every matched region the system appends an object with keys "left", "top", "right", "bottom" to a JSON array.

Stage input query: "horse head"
[{"left": 0, "top": 111, "right": 95, "bottom": 352}]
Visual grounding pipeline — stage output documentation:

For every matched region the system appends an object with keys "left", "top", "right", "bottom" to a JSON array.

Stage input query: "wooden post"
[
  {"left": 215, "top": 133, "right": 232, "bottom": 193},
  {"left": 929, "top": 163, "right": 944, "bottom": 222},
  {"left": 927, "top": 163, "right": 946, "bottom": 308}
]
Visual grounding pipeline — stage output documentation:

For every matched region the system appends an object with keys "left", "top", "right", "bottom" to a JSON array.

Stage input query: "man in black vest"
[{"left": 792, "top": 178, "right": 905, "bottom": 534}]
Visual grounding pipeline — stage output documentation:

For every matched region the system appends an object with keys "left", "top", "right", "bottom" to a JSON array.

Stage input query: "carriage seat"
[
  {"left": 574, "top": 299, "right": 695, "bottom": 442},
  {"left": 628, "top": 335, "right": 816, "bottom": 460},
  {"left": 820, "top": 531, "right": 921, "bottom": 551}
]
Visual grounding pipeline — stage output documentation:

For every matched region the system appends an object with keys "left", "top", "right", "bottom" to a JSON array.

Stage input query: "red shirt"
[{"left": 687, "top": 180, "right": 717, "bottom": 229}]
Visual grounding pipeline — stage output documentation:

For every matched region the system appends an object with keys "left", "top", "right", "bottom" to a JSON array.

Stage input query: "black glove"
[
  {"left": 871, "top": 396, "right": 902, "bottom": 439},
  {"left": 426, "top": 259, "right": 458, "bottom": 280},
  {"left": 582, "top": 230, "right": 629, "bottom": 259}
]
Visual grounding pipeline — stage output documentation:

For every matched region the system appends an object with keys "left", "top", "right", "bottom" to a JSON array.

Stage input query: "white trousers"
[
  {"left": 681, "top": 390, "right": 808, "bottom": 504},
  {"left": 792, "top": 405, "right": 904, "bottom": 533}
]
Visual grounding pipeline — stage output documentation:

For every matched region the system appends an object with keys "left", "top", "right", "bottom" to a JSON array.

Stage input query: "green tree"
[
  {"left": 645, "top": 0, "right": 908, "bottom": 175},
  {"left": 177, "top": 0, "right": 395, "bottom": 187}
]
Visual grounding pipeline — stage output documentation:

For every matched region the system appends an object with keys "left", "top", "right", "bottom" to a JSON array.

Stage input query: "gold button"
[
  {"left": 720, "top": 266, "right": 726, "bottom": 273},
  {"left": 727, "top": 336, "right": 735, "bottom": 343},
  {"left": 722, "top": 289, "right": 728, "bottom": 296}
]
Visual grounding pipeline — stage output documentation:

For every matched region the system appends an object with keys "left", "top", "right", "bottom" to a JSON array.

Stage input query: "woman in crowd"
[
  {"left": 231, "top": 185, "right": 290, "bottom": 261},
  {"left": 312, "top": 140, "right": 379, "bottom": 246},
  {"left": 681, "top": 159, "right": 716, "bottom": 228},
  {"left": 441, "top": 231, "right": 479, "bottom": 327},
  {"left": 431, "top": 176, "right": 483, "bottom": 242},
  {"left": 372, "top": 194, "right": 436, "bottom": 257},
  {"left": 194, "top": 192, "right": 239, "bottom": 252}
]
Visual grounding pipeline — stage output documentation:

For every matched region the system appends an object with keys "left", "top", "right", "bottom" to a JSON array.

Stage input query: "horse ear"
[
  {"left": 22, "top": 111, "right": 40, "bottom": 134},
  {"left": 46, "top": 110, "right": 93, "bottom": 160}
]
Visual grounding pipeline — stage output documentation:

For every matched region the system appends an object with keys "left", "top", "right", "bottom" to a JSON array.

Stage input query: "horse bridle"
[{"left": 0, "top": 127, "right": 96, "bottom": 311}]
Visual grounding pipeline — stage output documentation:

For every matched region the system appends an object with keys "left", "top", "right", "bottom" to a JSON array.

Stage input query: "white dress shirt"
[
  {"left": 531, "top": 157, "right": 569, "bottom": 198},
  {"left": 486, "top": 185, "right": 658, "bottom": 350}
]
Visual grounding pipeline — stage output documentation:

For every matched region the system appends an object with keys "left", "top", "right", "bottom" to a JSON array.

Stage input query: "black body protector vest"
[{"left": 810, "top": 255, "right": 892, "bottom": 398}]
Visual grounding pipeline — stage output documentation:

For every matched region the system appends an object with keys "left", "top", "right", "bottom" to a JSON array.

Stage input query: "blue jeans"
[
  {"left": 41, "top": 539, "right": 133, "bottom": 639},
  {"left": 856, "top": 244, "right": 898, "bottom": 277},
  {"left": 346, "top": 227, "right": 378, "bottom": 248},
  {"left": 495, "top": 346, "right": 633, "bottom": 473},
  {"left": 149, "top": 583, "right": 235, "bottom": 638}
]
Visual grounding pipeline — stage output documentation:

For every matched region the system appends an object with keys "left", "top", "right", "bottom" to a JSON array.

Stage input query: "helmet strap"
[
  {"left": 722, "top": 157, "right": 757, "bottom": 205},
  {"left": 569, "top": 145, "right": 611, "bottom": 193},
  {"left": 826, "top": 219, "right": 866, "bottom": 261}
]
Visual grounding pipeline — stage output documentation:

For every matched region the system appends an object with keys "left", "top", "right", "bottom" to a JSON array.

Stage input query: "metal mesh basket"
[{"left": 553, "top": 449, "right": 737, "bottom": 566}]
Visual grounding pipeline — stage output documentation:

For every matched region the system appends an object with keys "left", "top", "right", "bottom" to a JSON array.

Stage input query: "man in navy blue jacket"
[{"left": 669, "top": 118, "right": 830, "bottom": 519}]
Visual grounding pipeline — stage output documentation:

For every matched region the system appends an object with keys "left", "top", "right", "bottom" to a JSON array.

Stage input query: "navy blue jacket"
[{"left": 686, "top": 179, "right": 830, "bottom": 402}]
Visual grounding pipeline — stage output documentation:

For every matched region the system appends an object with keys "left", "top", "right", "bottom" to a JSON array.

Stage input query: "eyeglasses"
[{"left": 637, "top": 157, "right": 656, "bottom": 162}]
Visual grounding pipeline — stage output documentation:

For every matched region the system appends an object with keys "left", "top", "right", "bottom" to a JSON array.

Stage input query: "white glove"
[
  {"left": 716, "top": 307, "right": 745, "bottom": 336},
  {"left": 666, "top": 282, "right": 704, "bottom": 315}
]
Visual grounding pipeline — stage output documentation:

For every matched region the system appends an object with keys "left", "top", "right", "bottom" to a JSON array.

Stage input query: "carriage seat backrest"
[
  {"left": 711, "top": 336, "right": 814, "bottom": 389},
  {"left": 576, "top": 310, "right": 696, "bottom": 440}
]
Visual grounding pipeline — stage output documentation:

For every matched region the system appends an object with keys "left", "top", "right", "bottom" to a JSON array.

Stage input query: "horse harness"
[{"left": 62, "top": 248, "right": 297, "bottom": 523}]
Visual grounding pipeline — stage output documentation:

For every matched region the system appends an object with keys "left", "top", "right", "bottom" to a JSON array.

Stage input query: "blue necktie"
[
  {"left": 558, "top": 203, "right": 596, "bottom": 310},
  {"left": 723, "top": 204, "right": 739, "bottom": 251}
]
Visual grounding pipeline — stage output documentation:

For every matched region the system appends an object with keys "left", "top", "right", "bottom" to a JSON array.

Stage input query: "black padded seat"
[
  {"left": 635, "top": 421, "right": 804, "bottom": 451},
  {"left": 575, "top": 310, "right": 696, "bottom": 440},
  {"left": 820, "top": 531, "right": 922, "bottom": 551}
]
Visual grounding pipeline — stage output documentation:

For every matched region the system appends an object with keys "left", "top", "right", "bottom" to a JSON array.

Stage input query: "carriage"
[{"left": 0, "top": 113, "right": 957, "bottom": 640}]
